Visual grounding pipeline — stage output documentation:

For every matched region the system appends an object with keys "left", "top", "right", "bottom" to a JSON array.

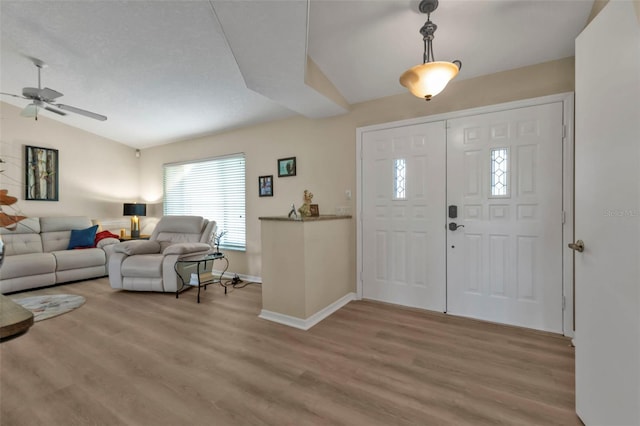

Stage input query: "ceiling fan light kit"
[
  {"left": 399, "top": 0, "right": 462, "bottom": 101},
  {"left": 0, "top": 58, "right": 107, "bottom": 121}
]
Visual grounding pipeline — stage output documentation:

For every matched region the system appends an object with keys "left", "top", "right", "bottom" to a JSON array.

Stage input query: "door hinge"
[
  {"left": 562, "top": 211, "right": 566, "bottom": 224},
  {"left": 562, "top": 125, "right": 567, "bottom": 139},
  {"left": 562, "top": 295, "right": 566, "bottom": 311}
]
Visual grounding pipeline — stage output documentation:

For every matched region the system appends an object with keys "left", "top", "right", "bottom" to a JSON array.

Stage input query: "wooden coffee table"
[{"left": 0, "top": 294, "right": 34, "bottom": 340}]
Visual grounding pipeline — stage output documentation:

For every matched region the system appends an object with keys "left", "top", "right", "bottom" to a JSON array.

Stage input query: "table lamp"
[{"left": 123, "top": 203, "right": 146, "bottom": 238}]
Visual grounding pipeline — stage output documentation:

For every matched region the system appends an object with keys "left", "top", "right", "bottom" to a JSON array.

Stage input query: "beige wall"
[
  {"left": 1, "top": 57, "right": 575, "bottom": 280},
  {"left": 260, "top": 218, "right": 352, "bottom": 320},
  {"left": 0, "top": 102, "right": 140, "bottom": 219},
  {"left": 140, "top": 58, "right": 574, "bottom": 282},
  {"left": 141, "top": 57, "right": 575, "bottom": 279}
]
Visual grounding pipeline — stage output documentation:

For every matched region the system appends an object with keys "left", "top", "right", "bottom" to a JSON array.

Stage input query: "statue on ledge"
[{"left": 298, "top": 190, "right": 313, "bottom": 217}]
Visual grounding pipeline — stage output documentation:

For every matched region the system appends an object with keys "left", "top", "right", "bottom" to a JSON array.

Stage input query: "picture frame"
[
  {"left": 310, "top": 204, "right": 319, "bottom": 216},
  {"left": 278, "top": 157, "right": 296, "bottom": 177},
  {"left": 258, "top": 175, "right": 273, "bottom": 197},
  {"left": 25, "top": 145, "right": 59, "bottom": 201}
]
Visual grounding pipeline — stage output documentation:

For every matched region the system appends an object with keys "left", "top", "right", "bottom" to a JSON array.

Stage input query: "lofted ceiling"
[{"left": 0, "top": 0, "right": 593, "bottom": 149}]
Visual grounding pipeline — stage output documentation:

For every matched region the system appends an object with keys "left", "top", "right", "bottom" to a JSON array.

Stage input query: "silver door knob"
[{"left": 568, "top": 240, "right": 584, "bottom": 252}]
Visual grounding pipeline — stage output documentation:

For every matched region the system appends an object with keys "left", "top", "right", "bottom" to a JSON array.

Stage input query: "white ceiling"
[{"left": 0, "top": 0, "right": 593, "bottom": 149}]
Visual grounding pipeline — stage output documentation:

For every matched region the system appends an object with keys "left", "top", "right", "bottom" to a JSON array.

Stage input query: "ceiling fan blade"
[
  {"left": 44, "top": 105, "right": 67, "bottom": 116},
  {"left": 22, "top": 87, "right": 39, "bottom": 98},
  {"left": 39, "top": 87, "right": 64, "bottom": 101},
  {"left": 21, "top": 87, "right": 63, "bottom": 101},
  {"left": 56, "top": 104, "right": 107, "bottom": 121},
  {"left": 20, "top": 103, "right": 37, "bottom": 117}
]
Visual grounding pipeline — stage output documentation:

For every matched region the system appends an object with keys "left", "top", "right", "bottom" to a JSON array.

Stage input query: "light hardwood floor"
[{"left": 0, "top": 278, "right": 580, "bottom": 425}]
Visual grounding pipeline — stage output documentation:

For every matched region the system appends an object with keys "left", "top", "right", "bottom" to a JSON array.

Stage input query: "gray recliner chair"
[{"left": 108, "top": 216, "right": 216, "bottom": 292}]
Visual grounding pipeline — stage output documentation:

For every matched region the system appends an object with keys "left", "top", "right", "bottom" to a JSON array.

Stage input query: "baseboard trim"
[{"left": 259, "top": 292, "right": 356, "bottom": 330}]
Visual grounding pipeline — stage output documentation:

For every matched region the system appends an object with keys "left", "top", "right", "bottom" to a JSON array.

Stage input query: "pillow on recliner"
[{"left": 67, "top": 225, "right": 99, "bottom": 249}]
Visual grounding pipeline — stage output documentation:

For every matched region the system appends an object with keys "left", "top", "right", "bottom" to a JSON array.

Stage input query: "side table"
[
  {"left": 174, "top": 253, "right": 229, "bottom": 303},
  {"left": 119, "top": 234, "right": 151, "bottom": 241},
  {"left": 0, "top": 295, "right": 34, "bottom": 340}
]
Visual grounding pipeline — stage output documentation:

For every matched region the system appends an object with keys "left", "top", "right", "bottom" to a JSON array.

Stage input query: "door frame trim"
[{"left": 356, "top": 92, "right": 575, "bottom": 336}]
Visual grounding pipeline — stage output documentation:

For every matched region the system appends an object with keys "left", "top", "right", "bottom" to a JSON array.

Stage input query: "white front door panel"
[
  {"left": 446, "top": 103, "right": 564, "bottom": 332},
  {"left": 362, "top": 122, "right": 446, "bottom": 311}
]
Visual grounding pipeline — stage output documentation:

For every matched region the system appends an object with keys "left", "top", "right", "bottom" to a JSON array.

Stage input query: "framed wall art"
[
  {"left": 259, "top": 175, "right": 273, "bottom": 197},
  {"left": 25, "top": 145, "right": 59, "bottom": 201},
  {"left": 278, "top": 157, "right": 296, "bottom": 177}
]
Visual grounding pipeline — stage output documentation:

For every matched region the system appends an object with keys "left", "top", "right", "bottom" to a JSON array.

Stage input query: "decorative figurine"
[{"left": 298, "top": 190, "right": 313, "bottom": 217}]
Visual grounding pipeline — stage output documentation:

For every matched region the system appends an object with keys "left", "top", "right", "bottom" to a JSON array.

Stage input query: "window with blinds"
[{"left": 163, "top": 153, "right": 246, "bottom": 251}]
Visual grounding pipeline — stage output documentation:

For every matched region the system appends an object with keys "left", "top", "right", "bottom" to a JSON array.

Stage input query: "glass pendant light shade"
[{"left": 399, "top": 61, "right": 460, "bottom": 101}]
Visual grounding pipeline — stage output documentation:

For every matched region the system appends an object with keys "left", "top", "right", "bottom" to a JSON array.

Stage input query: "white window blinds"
[{"left": 163, "top": 153, "right": 246, "bottom": 251}]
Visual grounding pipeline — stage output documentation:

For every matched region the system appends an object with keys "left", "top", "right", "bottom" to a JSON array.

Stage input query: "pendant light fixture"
[{"left": 399, "top": 0, "right": 461, "bottom": 101}]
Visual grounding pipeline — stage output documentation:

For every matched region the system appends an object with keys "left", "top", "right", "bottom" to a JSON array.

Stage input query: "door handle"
[
  {"left": 568, "top": 240, "right": 584, "bottom": 252},
  {"left": 448, "top": 222, "right": 465, "bottom": 231}
]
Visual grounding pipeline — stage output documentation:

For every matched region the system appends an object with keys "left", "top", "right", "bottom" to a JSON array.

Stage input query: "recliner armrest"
[
  {"left": 162, "top": 242, "right": 211, "bottom": 255},
  {"left": 114, "top": 240, "right": 161, "bottom": 255}
]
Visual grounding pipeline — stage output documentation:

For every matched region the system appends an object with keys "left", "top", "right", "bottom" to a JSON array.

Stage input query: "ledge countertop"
[{"left": 259, "top": 215, "right": 352, "bottom": 222}]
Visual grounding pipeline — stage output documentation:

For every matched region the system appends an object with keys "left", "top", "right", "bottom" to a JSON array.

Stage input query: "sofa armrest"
[
  {"left": 96, "top": 237, "right": 120, "bottom": 249},
  {"left": 162, "top": 242, "right": 211, "bottom": 256},
  {"left": 114, "top": 240, "right": 161, "bottom": 255}
]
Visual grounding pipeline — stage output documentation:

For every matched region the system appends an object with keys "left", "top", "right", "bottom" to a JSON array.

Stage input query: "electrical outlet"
[{"left": 335, "top": 206, "right": 351, "bottom": 215}]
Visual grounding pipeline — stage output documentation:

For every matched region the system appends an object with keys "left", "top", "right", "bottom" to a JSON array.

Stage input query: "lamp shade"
[
  {"left": 399, "top": 61, "right": 460, "bottom": 100},
  {"left": 123, "top": 203, "right": 146, "bottom": 217}
]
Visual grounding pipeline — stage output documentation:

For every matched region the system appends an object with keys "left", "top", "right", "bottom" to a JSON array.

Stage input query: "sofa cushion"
[
  {"left": 121, "top": 254, "right": 164, "bottom": 277},
  {"left": 0, "top": 217, "right": 40, "bottom": 235},
  {"left": 0, "top": 218, "right": 43, "bottom": 256},
  {"left": 41, "top": 216, "right": 93, "bottom": 232},
  {"left": 41, "top": 216, "right": 93, "bottom": 252},
  {"left": 151, "top": 216, "right": 206, "bottom": 243},
  {"left": 52, "top": 248, "right": 106, "bottom": 272},
  {"left": 0, "top": 252, "right": 56, "bottom": 280},
  {"left": 163, "top": 242, "right": 212, "bottom": 255},
  {"left": 67, "top": 225, "right": 99, "bottom": 249}
]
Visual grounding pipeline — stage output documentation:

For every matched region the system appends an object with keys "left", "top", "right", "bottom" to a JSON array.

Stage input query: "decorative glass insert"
[
  {"left": 394, "top": 158, "right": 407, "bottom": 200},
  {"left": 490, "top": 148, "right": 509, "bottom": 197}
]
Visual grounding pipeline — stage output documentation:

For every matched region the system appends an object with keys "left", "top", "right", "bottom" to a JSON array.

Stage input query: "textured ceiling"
[{"left": 0, "top": 0, "right": 593, "bottom": 149}]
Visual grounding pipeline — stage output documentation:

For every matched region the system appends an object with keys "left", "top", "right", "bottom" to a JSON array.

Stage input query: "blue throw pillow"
[{"left": 67, "top": 225, "right": 99, "bottom": 249}]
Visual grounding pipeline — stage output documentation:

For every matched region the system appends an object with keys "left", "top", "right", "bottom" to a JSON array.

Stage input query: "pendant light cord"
[{"left": 421, "top": 13, "right": 436, "bottom": 64}]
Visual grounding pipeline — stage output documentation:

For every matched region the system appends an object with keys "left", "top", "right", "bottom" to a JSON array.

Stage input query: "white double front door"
[{"left": 361, "top": 100, "right": 566, "bottom": 333}]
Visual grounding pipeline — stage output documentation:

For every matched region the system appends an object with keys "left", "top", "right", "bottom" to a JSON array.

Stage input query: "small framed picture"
[
  {"left": 310, "top": 204, "right": 319, "bottom": 216},
  {"left": 278, "top": 157, "right": 296, "bottom": 177},
  {"left": 258, "top": 175, "right": 273, "bottom": 197}
]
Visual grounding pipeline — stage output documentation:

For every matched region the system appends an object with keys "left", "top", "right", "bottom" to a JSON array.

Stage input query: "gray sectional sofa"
[{"left": 0, "top": 216, "right": 120, "bottom": 294}]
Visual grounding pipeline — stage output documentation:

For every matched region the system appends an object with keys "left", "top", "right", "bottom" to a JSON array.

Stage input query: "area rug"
[{"left": 11, "top": 294, "right": 86, "bottom": 322}]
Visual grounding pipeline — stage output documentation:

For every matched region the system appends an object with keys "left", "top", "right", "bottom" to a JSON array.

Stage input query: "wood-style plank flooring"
[{"left": 0, "top": 278, "right": 580, "bottom": 425}]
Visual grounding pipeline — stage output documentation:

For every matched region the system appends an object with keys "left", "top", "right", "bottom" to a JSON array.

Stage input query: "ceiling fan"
[{"left": 0, "top": 58, "right": 107, "bottom": 121}]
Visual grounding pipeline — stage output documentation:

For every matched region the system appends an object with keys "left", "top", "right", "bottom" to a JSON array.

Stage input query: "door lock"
[{"left": 448, "top": 222, "right": 465, "bottom": 231}]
